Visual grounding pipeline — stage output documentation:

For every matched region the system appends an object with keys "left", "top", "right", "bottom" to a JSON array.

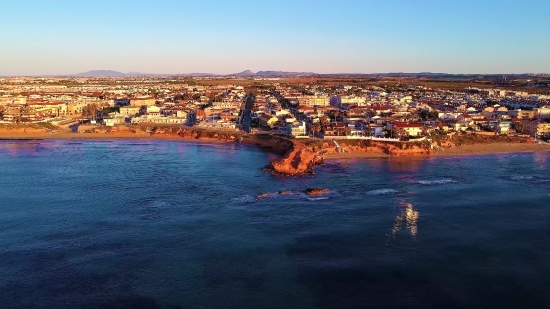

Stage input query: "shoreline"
[
  {"left": 0, "top": 132, "right": 234, "bottom": 143},
  {"left": 316, "top": 142, "right": 550, "bottom": 161},
  {"left": 2, "top": 132, "right": 550, "bottom": 176},
  {"left": 2, "top": 133, "right": 549, "bottom": 157}
]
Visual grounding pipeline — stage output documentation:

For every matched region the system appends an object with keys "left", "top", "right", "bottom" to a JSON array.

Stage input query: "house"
[
  {"left": 390, "top": 122, "right": 424, "bottom": 137},
  {"left": 297, "top": 95, "right": 330, "bottom": 107},
  {"left": 521, "top": 120, "right": 550, "bottom": 137},
  {"left": 495, "top": 121, "right": 511, "bottom": 134},
  {"left": 457, "top": 114, "right": 473, "bottom": 124},
  {"left": 146, "top": 105, "right": 161, "bottom": 116},
  {"left": 278, "top": 121, "right": 308, "bottom": 138},
  {"left": 323, "top": 122, "right": 347, "bottom": 136},
  {"left": 103, "top": 116, "right": 126, "bottom": 127},
  {"left": 508, "top": 109, "right": 535, "bottom": 120},
  {"left": 120, "top": 106, "right": 141, "bottom": 117},
  {"left": 130, "top": 97, "right": 155, "bottom": 107},
  {"left": 534, "top": 106, "right": 550, "bottom": 120},
  {"left": 259, "top": 115, "right": 279, "bottom": 129}
]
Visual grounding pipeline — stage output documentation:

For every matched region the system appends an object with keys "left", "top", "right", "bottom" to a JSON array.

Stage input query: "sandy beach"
[
  {"left": 0, "top": 132, "right": 232, "bottom": 143},
  {"left": 431, "top": 143, "right": 550, "bottom": 157},
  {"left": 323, "top": 142, "right": 550, "bottom": 160}
]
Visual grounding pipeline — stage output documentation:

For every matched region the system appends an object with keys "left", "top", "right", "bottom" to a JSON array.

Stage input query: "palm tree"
[{"left": 311, "top": 122, "right": 321, "bottom": 137}]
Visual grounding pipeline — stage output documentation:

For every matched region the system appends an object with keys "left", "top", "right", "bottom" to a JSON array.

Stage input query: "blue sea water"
[{"left": 0, "top": 139, "right": 549, "bottom": 309}]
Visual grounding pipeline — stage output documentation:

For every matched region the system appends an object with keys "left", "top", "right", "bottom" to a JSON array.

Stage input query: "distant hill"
[
  {"left": 72, "top": 70, "right": 218, "bottom": 77},
  {"left": 231, "top": 70, "right": 316, "bottom": 76},
  {"left": 74, "top": 70, "right": 126, "bottom": 77},
  {"left": 256, "top": 71, "right": 315, "bottom": 76},
  {"left": 29, "top": 70, "right": 541, "bottom": 78},
  {"left": 233, "top": 70, "right": 256, "bottom": 76}
]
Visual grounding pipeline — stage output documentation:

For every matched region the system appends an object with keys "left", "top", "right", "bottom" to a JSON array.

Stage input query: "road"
[{"left": 241, "top": 94, "right": 253, "bottom": 133}]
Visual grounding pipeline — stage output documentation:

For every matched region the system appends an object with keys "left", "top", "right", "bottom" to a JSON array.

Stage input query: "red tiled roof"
[{"left": 392, "top": 122, "right": 423, "bottom": 128}]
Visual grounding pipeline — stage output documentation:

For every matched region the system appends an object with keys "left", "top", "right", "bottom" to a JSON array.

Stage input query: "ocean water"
[{"left": 0, "top": 139, "right": 549, "bottom": 309}]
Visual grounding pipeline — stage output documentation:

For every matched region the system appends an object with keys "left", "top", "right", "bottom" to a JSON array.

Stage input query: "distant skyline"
[{"left": 1, "top": 0, "right": 549, "bottom": 76}]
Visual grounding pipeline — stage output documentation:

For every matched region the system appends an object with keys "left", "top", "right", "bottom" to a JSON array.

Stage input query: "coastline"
[
  {"left": 3, "top": 132, "right": 549, "bottom": 156},
  {"left": 323, "top": 143, "right": 550, "bottom": 160},
  {"left": 430, "top": 143, "right": 550, "bottom": 157},
  {"left": 2, "top": 132, "right": 550, "bottom": 177},
  {"left": 0, "top": 132, "right": 232, "bottom": 143}
]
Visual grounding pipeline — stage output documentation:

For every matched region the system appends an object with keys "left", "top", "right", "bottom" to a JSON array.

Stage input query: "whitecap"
[
  {"left": 140, "top": 200, "right": 170, "bottom": 220},
  {"left": 367, "top": 189, "right": 399, "bottom": 195},
  {"left": 232, "top": 195, "right": 256, "bottom": 203},
  {"left": 307, "top": 197, "right": 330, "bottom": 201},
  {"left": 510, "top": 175, "right": 535, "bottom": 181},
  {"left": 416, "top": 179, "right": 456, "bottom": 185}
]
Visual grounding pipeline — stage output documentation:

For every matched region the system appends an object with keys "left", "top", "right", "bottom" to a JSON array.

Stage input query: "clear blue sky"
[{"left": 1, "top": 0, "right": 549, "bottom": 75}]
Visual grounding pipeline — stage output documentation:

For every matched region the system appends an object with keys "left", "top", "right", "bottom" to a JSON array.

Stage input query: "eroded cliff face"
[
  {"left": 268, "top": 143, "right": 323, "bottom": 176},
  {"left": 0, "top": 127, "right": 49, "bottom": 134},
  {"left": 0, "top": 124, "right": 54, "bottom": 134},
  {"left": 338, "top": 141, "right": 432, "bottom": 156},
  {"left": 264, "top": 139, "right": 432, "bottom": 176},
  {"left": 241, "top": 135, "right": 294, "bottom": 154}
]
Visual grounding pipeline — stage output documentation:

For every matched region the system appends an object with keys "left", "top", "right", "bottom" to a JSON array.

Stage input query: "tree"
[
  {"left": 329, "top": 110, "right": 340, "bottom": 122},
  {"left": 82, "top": 103, "right": 99, "bottom": 119},
  {"left": 319, "top": 117, "right": 330, "bottom": 133},
  {"left": 344, "top": 126, "right": 351, "bottom": 136},
  {"left": 311, "top": 122, "right": 321, "bottom": 136}
]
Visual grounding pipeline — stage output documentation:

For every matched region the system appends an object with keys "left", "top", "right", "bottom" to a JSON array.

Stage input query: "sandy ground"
[
  {"left": 324, "top": 142, "right": 550, "bottom": 160},
  {"left": 0, "top": 132, "right": 232, "bottom": 143},
  {"left": 323, "top": 152, "right": 390, "bottom": 159},
  {"left": 431, "top": 143, "right": 550, "bottom": 156}
]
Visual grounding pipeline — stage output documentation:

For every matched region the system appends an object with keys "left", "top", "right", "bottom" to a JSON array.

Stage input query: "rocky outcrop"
[
  {"left": 267, "top": 142, "right": 323, "bottom": 176},
  {"left": 304, "top": 188, "right": 330, "bottom": 196},
  {"left": 255, "top": 188, "right": 331, "bottom": 200},
  {"left": 335, "top": 140, "right": 432, "bottom": 156},
  {"left": 241, "top": 134, "right": 294, "bottom": 154}
]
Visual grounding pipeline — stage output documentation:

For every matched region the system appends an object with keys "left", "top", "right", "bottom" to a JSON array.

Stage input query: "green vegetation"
[
  {"left": 450, "top": 132, "right": 531, "bottom": 145},
  {"left": 36, "top": 122, "right": 59, "bottom": 130}
]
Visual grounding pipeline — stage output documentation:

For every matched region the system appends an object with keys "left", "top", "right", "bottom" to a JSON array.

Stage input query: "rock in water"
[
  {"left": 304, "top": 188, "right": 329, "bottom": 196},
  {"left": 255, "top": 192, "right": 272, "bottom": 200},
  {"left": 278, "top": 190, "right": 295, "bottom": 195}
]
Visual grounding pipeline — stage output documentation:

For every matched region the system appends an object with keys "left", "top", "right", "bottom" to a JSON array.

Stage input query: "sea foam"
[
  {"left": 367, "top": 189, "right": 399, "bottom": 195},
  {"left": 416, "top": 179, "right": 456, "bottom": 185}
]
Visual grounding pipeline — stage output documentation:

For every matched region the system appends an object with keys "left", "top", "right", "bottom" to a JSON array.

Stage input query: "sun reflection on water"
[{"left": 391, "top": 200, "right": 419, "bottom": 238}]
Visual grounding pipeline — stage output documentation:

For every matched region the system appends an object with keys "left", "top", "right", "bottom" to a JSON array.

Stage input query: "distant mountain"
[
  {"left": 256, "top": 71, "right": 315, "bottom": 76},
  {"left": 233, "top": 70, "right": 256, "bottom": 76},
  {"left": 24, "top": 70, "right": 540, "bottom": 78},
  {"left": 175, "top": 73, "right": 218, "bottom": 77},
  {"left": 231, "top": 70, "right": 316, "bottom": 76},
  {"left": 71, "top": 70, "right": 219, "bottom": 77},
  {"left": 74, "top": 70, "right": 126, "bottom": 77}
]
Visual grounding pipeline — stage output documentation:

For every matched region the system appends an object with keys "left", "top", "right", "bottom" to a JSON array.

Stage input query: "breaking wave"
[
  {"left": 415, "top": 179, "right": 456, "bottom": 185},
  {"left": 140, "top": 200, "right": 170, "bottom": 220},
  {"left": 507, "top": 175, "right": 549, "bottom": 183},
  {"left": 511, "top": 175, "right": 535, "bottom": 181},
  {"left": 367, "top": 189, "right": 400, "bottom": 196},
  {"left": 232, "top": 195, "right": 256, "bottom": 203},
  {"left": 236, "top": 189, "right": 337, "bottom": 202},
  {"left": 307, "top": 197, "right": 330, "bottom": 201}
]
